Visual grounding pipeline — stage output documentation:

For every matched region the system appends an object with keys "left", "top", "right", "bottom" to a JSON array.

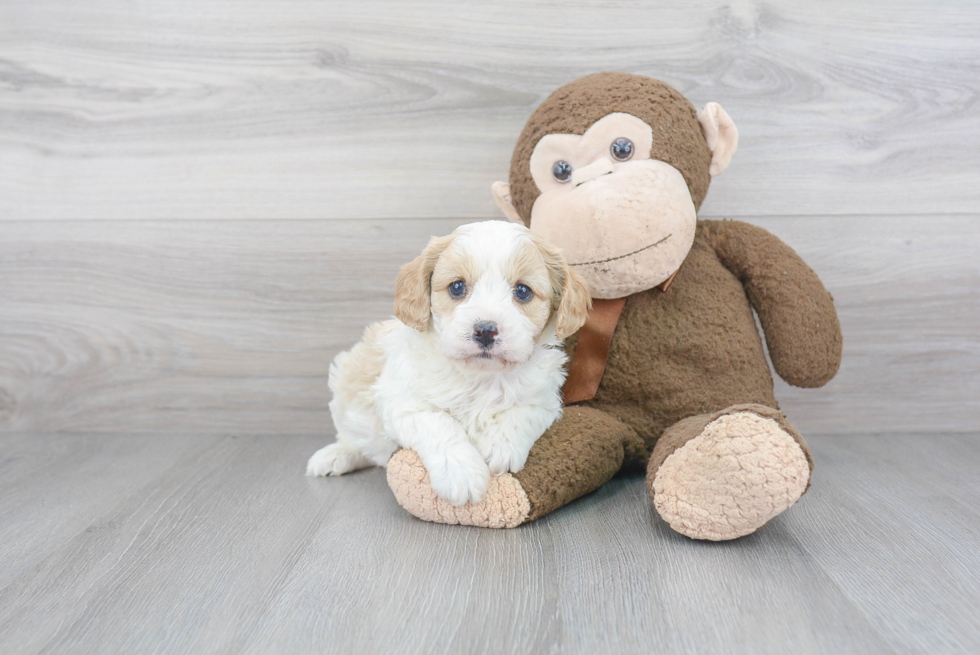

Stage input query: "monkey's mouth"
[{"left": 569, "top": 234, "right": 671, "bottom": 267}]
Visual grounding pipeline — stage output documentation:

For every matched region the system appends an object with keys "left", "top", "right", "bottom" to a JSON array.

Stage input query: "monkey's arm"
[{"left": 702, "top": 219, "right": 842, "bottom": 388}]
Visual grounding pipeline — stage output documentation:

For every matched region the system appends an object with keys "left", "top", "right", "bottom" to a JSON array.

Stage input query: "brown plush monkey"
[{"left": 387, "top": 72, "right": 842, "bottom": 540}]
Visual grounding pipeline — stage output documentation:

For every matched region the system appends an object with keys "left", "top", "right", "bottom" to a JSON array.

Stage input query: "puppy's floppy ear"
[
  {"left": 394, "top": 234, "right": 454, "bottom": 331},
  {"left": 554, "top": 266, "right": 592, "bottom": 340},
  {"left": 534, "top": 236, "right": 592, "bottom": 340}
]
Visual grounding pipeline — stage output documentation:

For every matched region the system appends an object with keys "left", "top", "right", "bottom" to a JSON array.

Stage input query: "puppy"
[{"left": 306, "top": 220, "right": 591, "bottom": 506}]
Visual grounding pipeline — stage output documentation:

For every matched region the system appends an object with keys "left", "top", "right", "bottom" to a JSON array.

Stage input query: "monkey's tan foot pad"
[
  {"left": 651, "top": 412, "right": 810, "bottom": 541},
  {"left": 387, "top": 449, "right": 531, "bottom": 529}
]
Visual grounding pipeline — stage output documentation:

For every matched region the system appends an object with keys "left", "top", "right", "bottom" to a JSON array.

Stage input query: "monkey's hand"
[{"left": 703, "top": 219, "right": 842, "bottom": 388}]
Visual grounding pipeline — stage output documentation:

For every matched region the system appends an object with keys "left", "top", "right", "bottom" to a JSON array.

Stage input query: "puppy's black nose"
[{"left": 473, "top": 321, "right": 498, "bottom": 349}]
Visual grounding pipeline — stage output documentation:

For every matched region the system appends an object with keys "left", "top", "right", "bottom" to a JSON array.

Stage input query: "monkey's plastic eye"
[
  {"left": 449, "top": 280, "right": 466, "bottom": 298},
  {"left": 610, "top": 137, "right": 634, "bottom": 162},
  {"left": 513, "top": 283, "right": 533, "bottom": 302},
  {"left": 552, "top": 160, "right": 573, "bottom": 183}
]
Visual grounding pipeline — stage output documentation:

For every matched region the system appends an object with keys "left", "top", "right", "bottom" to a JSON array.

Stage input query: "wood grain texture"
[
  {"left": 0, "top": 432, "right": 977, "bottom": 654},
  {"left": 1, "top": 216, "right": 977, "bottom": 436},
  {"left": 1, "top": 3, "right": 976, "bottom": 654},
  {"left": 1, "top": 1, "right": 979, "bottom": 219}
]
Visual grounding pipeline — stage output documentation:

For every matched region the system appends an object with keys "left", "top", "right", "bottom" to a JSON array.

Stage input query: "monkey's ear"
[
  {"left": 698, "top": 102, "right": 739, "bottom": 176},
  {"left": 491, "top": 182, "right": 524, "bottom": 224}
]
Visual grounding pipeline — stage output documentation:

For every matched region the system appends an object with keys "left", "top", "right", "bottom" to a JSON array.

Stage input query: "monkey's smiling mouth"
[{"left": 569, "top": 234, "right": 671, "bottom": 267}]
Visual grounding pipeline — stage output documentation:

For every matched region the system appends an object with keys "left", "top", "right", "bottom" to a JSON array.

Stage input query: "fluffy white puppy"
[{"left": 307, "top": 220, "right": 591, "bottom": 506}]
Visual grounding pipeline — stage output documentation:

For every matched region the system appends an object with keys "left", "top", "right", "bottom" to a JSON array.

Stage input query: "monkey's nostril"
[
  {"left": 472, "top": 321, "right": 498, "bottom": 349},
  {"left": 571, "top": 157, "right": 615, "bottom": 187}
]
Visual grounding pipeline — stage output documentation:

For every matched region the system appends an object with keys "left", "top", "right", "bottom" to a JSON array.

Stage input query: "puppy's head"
[{"left": 395, "top": 221, "right": 591, "bottom": 371}]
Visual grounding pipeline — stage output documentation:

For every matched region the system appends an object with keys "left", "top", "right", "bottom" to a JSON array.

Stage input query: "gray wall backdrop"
[{"left": 1, "top": 0, "right": 978, "bottom": 436}]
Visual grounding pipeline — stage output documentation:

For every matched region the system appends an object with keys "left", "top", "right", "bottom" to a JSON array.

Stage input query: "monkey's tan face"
[{"left": 526, "top": 113, "right": 697, "bottom": 299}]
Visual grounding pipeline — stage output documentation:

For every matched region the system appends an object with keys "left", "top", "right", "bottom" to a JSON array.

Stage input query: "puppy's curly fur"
[{"left": 307, "top": 221, "right": 590, "bottom": 506}]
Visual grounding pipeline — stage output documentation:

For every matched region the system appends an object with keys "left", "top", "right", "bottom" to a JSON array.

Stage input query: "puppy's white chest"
[
  {"left": 446, "top": 376, "right": 521, "bottom": 435},
  {"left": 375, "top": 322, "right": 565, "bottom": 444}
]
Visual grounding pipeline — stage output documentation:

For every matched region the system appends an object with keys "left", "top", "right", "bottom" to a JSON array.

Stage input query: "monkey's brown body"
[
  {"left": 387, "top": 72, "right": 842, "bottom": 540},
  {"left": 512, "top": 220, "right": 836, "bottom": 524},
  {"left": 579, "top": 224, "right": 781, "bottom": 453}
]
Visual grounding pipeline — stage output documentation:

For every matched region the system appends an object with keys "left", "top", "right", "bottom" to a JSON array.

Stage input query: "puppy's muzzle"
[{"left": 472, "top": 321, "right": 498, "bottom": 349}]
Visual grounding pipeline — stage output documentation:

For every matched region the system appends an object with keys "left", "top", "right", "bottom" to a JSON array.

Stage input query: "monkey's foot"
[
  {"left": 387, "top": 449, "right": 530, "bottom": 529},
  {"left": 648, "top": 409, "right": 811, "bottom": 541}
]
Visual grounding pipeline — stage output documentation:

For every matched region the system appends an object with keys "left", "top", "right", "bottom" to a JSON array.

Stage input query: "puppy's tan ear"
[
  {"left": 394, "top": 235, "right": 454, "bottom": 331},
  {"left": 555, "top": 266, "right": 592, "bottom": 340},
  {"left": 534, "top": 236, "right": 592, "bottom": 339}
]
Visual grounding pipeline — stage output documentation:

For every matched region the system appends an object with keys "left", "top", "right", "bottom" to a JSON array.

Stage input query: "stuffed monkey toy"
[{"left": 387, "top": 72, "right": 842, "bottom": 540}]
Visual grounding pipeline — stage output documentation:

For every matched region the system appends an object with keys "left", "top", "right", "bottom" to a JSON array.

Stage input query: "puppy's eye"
[
  {"left": 610, "top": 137, "right": 634, "bottom": 162},
  {"left": 513, "top": 283, "right": 533, "bottom": 302},
  {"left": 552, "top": 160, "right": 573, "bottom": 183},
  {"left": 448, "top": 280, "right": 466, "bottom": 298}
]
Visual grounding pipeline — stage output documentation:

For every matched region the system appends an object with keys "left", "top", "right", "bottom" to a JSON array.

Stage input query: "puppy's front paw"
[
  {"left": 425, "top": 444, "right": 491, "bottom": 506},
  {"left": 477, "top": 435, "right": 530, "bottom": 476},
  {"left": 306, "top": 442, "right": 369, "bottom": 476}
]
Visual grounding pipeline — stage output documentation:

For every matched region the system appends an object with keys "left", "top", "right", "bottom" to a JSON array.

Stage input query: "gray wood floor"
[{"left": 1, "top": 432, "right": 978, "bottom": 654}]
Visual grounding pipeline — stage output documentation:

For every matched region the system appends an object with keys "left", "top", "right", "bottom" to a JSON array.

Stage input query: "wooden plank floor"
[{"left": 1, "top": 432, "right": 978, "bottom": 654}]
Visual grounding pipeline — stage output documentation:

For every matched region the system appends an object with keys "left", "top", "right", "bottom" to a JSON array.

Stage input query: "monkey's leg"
[
  {"left": 387, "top": 406, "right": 642, "bottom": 528},
  {"left": 646, "top": 403, "right": 813, "bottom": 541}
]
